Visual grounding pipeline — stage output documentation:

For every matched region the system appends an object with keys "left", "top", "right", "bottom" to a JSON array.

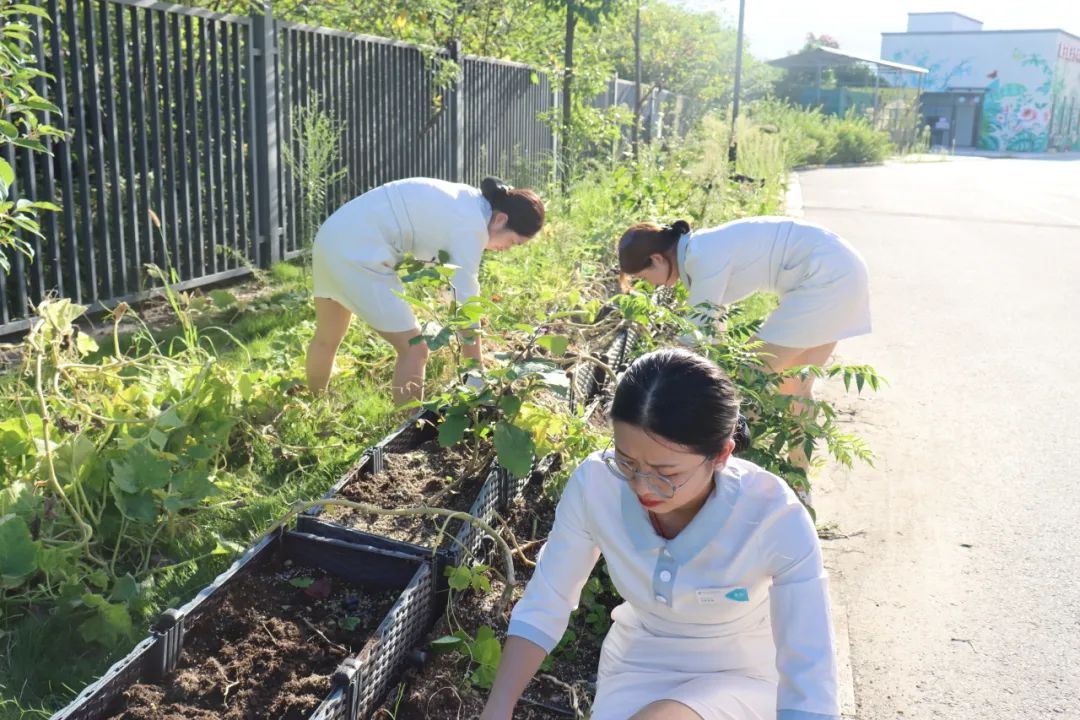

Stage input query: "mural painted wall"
[
  {"left": 1051, "top": 35, "right": 1080, "bottom": 151},
  {"left": 882, "top": 31, "right": 1065, "bottom": 152}
]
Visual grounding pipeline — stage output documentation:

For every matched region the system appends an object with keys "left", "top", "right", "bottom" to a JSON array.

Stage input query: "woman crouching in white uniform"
[
  {"left": 305, "top": 176, "right": 544, "bottom": 403},
  {"left": 618, "top": 217, "right": 871, "bottom": 467},
  {"left": 481, "top": 348, "right": 839, "bottom": 720}
]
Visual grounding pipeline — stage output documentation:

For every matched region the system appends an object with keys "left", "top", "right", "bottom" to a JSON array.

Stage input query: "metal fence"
[
  {"left": 591, "top": 78, "right": 690, "bottom": 144},
  {"left": 2, "top": 0, "right": 556, "bottom": 334}
]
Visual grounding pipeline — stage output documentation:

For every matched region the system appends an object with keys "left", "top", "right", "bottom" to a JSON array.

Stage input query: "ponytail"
[
  {"left": 616, "top": 219, "right": 691, "bottom": 289},
  {"left": 481, "top": 176, "right": 545, "bottom": 237}
]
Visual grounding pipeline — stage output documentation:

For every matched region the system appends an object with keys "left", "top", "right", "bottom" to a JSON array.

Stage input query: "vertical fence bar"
[
  {"left": 199, "top": 19, "right": 216, "bottom": 275},
  {"left": 184, "top": 15, "right": 204, "bottom": 277},
  {"left": 251, "top": 5, "right": 280, "bottom": 267},
  {"left": 151, "top": 9, "right": 171, "bottom": 272},
  {"left": 46, "top": 0, "right": 78, "bottom": 302},
  {"left": 169, "top": 13, "right": 189, "bottom": 275},
  {"left": 117, "top": 5, "right": 143, "bottom": 289},
  {"left": 279, "top": 27, "right": 292, "bottom": 254},
  {"left": 221, "top": 21, "right": 238, "bottom": 269},
  {"left": 101, "top": 0, "right": 128, "bottom": 295},
  {"left": 208, "top": 20, "right": 224, "bottom": 273},
  {"left": 238, "top": 21, "right": 254, "bottom": 266},
  {"left": 3, "top": 143, "right": 26, "bottom": 321},
  {"left": 68, "top": 0, "right": 96, "bottom": 303},
  {"left": 85, "top": 0, "right": 114, "bottom": 299},
  {"left": 448, "top": 41, "right": 463, "bottom": 182}
]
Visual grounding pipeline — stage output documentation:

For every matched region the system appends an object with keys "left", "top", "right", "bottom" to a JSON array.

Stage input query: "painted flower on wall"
[{"left": 979, "top": 50, "right": 1055, "bottom": 152}]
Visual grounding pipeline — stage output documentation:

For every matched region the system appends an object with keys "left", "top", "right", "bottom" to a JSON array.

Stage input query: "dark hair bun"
[
  {"left": 670, "top": 219, "right": 691, "bottom": 235},
  {"left": 481, "top": 176, "right": 510, "bottom": 205},
  {"left": 733, "top": 414, "right": 751, "bottom": 454}
]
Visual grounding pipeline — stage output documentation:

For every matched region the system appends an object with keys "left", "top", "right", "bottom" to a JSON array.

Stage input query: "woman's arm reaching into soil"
[{"left": 479, "top": 636, "right": 549, "bottom": 720}]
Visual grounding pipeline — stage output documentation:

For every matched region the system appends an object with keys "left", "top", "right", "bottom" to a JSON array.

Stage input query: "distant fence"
[
  {"left": 591, "top": 78, "right": 691, "bottom": 145},
  {"left": 2, "top": 0, "right": 556, "bottom": 334}
]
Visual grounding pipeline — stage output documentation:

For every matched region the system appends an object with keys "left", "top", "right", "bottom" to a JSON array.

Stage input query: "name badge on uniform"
[{"left": 696, "top": 587, "right": 749, "bottom": 604}]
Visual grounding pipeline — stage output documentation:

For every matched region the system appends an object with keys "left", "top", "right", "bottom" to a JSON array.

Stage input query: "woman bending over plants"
[
  {"left": 618, "top": 216, "right": 870, "bottom": 468},
  {"left": 306, "top": 176, "right": 545, "bottom": 403},
  {"left": 480, "top": 348, "right": 838, "bottom": 720}
]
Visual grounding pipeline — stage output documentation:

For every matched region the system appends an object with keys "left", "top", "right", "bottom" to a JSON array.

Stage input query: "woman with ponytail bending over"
[
  {"left": 617, "top": 216, "right": 870, "bottom": 463},
  {"left": 306, "top": 176, "right": 544, "bottom": 403}
]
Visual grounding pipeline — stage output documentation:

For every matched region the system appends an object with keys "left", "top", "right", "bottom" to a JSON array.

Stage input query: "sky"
[{"left": 682, "top": 0, "right": 1080, "bottom": 60}]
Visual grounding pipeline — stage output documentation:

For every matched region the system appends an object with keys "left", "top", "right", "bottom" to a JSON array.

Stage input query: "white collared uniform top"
[
  {"left": 508, "top": 453, "right": 840, "bottom": 720},
  {"left": 311, "top": 177, "right": 492, "bottom": 333},
  {"left": 676, "top": 216, "right": 871, "bottom": 349}
]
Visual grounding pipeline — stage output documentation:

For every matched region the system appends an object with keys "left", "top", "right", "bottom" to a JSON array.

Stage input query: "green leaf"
[
  {"left": 108, "top": 574, "right": 138, "bottom": 604},
  {"left": 494, "top": 422, "right": 534, "bottom": 478},
  {"left": 79, "top": 593, "right": 134, "bottom": 647},
  {"left": 0, "top": 480, "right": 37, "bottom": 516},
  {"left": 238, "top": 373, "right": 254, "bottom": 402},
  {"left": 109, "top": 485, "right": 157, "bottom": 523},
  {"left": 498, "top": 395, "right": 522, "bottom": 418},
  {"left": 338, "top": 616, "right": 362, "bottom": 631},
  {"left": 0, "top": 158, "right": 13, "bottom": 190},
  {"left": 39, "top": 299, "right": 87, "bottom": 335},
  {"left": 536, "top": 334, "right": 570, "bottom": 356},
  {"left": 0, "top": 122, "right": 17, "bottom": 140},
  {"left": 446, "top": 565, "right": 471, "bottom": 592},
  {"left": 110, "top": 441, "right": 172, "bottom": 492},
  {"left": 7, "top": 4, "right": 52, "bottom": 19},
  {"left": 430, "top": 634, "right": 464, "bottom": 653},
  {"left": 470, "top": 663, "right": 498, "bottom": 688},
  {"left": 210, "top": 538, "right": 244, "bottom": 555},
  {"left": 209, "top": 289, "right": 237, "bottom": 308},
  {"left": 19, "top": 98, "right": 61, "bottom": 113},
  {"left": 471, "top": 573, "right": 491, "bottom": 593},
  {"left": 53, "top": 434, "right": 96, "bottom": 485},
  {"left": 10, "top": 137, "right": 46, "bottom": 152},
  {"left": 75, "top": 332, "right": 99, "bottom": 356},
  {"left": 289, "top": 576, "right": 315, "bottom": 588},
  {"left": 437, "top": 413, "right": 470, "bottom": 448},
  {"left": 0, "top": 514, "right": 38, "bottom": 585}
]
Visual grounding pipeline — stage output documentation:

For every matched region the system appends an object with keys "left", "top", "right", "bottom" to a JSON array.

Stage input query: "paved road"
[{"left": 799, "top": 156, "right": 1080, "bottom": 720}]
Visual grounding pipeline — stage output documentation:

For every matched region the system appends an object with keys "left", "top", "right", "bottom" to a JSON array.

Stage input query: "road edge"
[
  {"left": 785, "top": 172, "right": 804, "bottom": 217},
  {"left": 830, "top": 589, "right": 858, "bottom": 718}
]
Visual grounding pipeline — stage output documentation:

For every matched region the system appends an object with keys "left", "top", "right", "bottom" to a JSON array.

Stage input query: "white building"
[{"left": 882, "top": 12, "right": 1080, "bottom": 152}]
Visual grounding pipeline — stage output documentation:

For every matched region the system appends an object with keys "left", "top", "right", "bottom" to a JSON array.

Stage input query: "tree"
[{"left": 602, "top": 0, "right": 776, "bottom": 116}]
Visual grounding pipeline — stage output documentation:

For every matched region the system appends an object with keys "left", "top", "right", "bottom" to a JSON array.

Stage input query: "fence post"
[
  {"left": 447, "top": 40, "right": 465, "bottom": 183},
  {"left": 251, "top": 3, "right": 282, "bottom": 267}
]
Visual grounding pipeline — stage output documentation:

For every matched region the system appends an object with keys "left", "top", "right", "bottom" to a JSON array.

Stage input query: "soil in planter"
[
  {"left": 383, "top": 474, "right": 620, "bottom": 720},
  {"left": 321, "top": 440, "right": 492, "bottom": 547},
  {"left": 110, "top": 551, "right": 400, "bottom": 720}
]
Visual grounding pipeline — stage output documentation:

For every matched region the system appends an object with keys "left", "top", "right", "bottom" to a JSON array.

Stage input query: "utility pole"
[
  {"left": 633, "top": 1, "right": 642, "bottom": 159},
  {"left": 728, "top": 0, "right": 746, "bottom": 164}
]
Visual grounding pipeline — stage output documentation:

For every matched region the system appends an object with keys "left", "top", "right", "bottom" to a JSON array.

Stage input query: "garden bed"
[
  {"left": 53, "top": 531, "right": 436, "bottom": 720},
  {"left": 382, "top": 471, "right": 620, "bottom": 720}
]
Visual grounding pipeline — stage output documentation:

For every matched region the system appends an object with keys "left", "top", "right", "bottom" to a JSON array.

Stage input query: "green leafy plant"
[
  {"left": 282, "top": 92, "right": 348, "bottom": 250},
  {"left": 432, "top": 563, "right": 502, "bottom": 688},
  {"left": 0, "top": 0, "right": 66, "bottom": 273}
]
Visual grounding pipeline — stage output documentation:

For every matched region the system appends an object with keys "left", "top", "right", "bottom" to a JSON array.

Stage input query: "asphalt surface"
[{"left": 800, "top": 155, "right": 1080, "bottom": 720}]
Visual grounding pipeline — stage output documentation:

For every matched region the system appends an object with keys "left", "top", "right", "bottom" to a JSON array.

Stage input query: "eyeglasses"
[{"left": 602, "top": 446, "right": 713, "bottom": 499}]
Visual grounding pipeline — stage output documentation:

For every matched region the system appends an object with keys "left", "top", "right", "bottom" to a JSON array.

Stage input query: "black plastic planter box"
[
  {"left": 50, "top": 530, "right": 436, "bottom": 720},
  {"left": 569, "top": 324, "right": 641, "bottom": 413},
  {"left": 297, "top": 409, "right": 508, "bottom": 598}
]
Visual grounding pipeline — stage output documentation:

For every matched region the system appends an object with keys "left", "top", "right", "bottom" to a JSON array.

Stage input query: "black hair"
[
  {"left": 610, "top": 347, "right": 741, "bottom": 458},
  {"left": 617, "top": 219, "right": 692, "bottom": 275},
  {"left": 480, "top": 176, "right": 545, "bottom": 237}
]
